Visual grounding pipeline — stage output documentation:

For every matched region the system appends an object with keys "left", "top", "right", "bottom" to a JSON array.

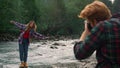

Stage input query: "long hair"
[
  {"left": 78, "top": 1, "right": 112, "bottom": 23},
  {"left": 25, "top": 20, "right": 37, "bottom": 32}
]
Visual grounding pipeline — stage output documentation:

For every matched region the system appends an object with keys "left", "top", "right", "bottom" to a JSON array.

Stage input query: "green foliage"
[
  {"left": 0, "top": 0, "right": 117, "bottom": 36},
  {"left": 0, "top": 0, "right": 16, "bottom": 32},
  {"left": 100, "top": 0, "right": 113, "bottom": 13},
  {"left": 112, "top": 0, "right": 120, "bottom": 13}
]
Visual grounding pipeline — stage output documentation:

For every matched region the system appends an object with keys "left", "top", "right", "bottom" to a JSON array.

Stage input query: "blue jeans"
[{"left": 19, "top": 38, "right": 29, "bottom": 62}]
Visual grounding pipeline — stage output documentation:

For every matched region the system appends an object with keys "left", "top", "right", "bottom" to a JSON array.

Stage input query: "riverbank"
[
  {"left": 0, "top": 33, "right": 79, "bottom": 42},
  {"left": 0, "top": 33, "right": 16, "bottom": 42}
]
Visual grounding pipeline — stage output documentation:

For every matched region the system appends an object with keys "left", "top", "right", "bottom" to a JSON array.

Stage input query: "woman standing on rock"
[{"left": 10, "top": 20, "right": 47, "bottom": 68}]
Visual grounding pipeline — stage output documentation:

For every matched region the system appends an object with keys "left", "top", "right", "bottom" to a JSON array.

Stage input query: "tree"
[
  {"left": 63, "top": 0, "right": 93, "bottom": 35},
  {"left": 35, "top": 0, "right": 67, "bottom": 35},
  {"left": 1, "top": 0, "right": 104, "bottom": 36},
  {"left": 48, "top": 0, "right": 67, "bottom": 35},
  {"left": 21, "top": 0, "right": 40, "bottom": 23},
  {"left": 0, "top": 0, "right": 24, "bottom": 33},
  {"left": 113, "top": 0, "right": 120, "bottom": 13},
  {"left": 100, "top": 0, "right": 113, "bottom": 13}
]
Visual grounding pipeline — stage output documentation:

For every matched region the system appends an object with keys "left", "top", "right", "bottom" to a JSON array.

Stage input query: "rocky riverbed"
[{"left": 0, "top": 39, "right": 97, "bottom": 68}]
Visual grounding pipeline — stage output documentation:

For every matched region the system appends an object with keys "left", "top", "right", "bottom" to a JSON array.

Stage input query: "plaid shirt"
[
  {"left": 74, "top": 12, "right": 120, "bottom": 68},
  {"left": 13, "top": 22, "right": 46, "bottom": 44}
]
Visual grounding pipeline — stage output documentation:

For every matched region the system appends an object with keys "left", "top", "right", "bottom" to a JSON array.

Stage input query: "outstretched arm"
[
  {"left": 32, "top": 32, "right": 48, "bottom": 40},
  {"left": 10, "top": 20, "right": 26, "bottom": 30}
]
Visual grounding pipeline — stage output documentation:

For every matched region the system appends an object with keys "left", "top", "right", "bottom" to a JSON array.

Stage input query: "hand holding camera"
[{"left": 84, "top": 20, "right": 93, "bottom": 31}]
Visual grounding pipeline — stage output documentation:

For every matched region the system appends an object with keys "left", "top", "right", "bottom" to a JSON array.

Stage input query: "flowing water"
[{"left": 0, "top": 39, "right": 97, "bottom": 68}]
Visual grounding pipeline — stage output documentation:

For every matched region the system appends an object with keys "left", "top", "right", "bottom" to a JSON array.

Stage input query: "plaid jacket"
[
  {"left": 74, "top": 12, "right": 120, "bottom": 68},
  {"left": 13, "top": 22, "right": 46, "bottom": 45}
]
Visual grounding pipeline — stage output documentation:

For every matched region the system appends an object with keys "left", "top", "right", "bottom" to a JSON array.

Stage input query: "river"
[{"left": 0, "top": 39, "right": 97, "bottom": 68}]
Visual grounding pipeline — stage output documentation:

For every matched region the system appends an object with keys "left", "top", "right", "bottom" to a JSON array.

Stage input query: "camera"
[{"left": 84, "top": 20, "right": 92, "bottom": 31}]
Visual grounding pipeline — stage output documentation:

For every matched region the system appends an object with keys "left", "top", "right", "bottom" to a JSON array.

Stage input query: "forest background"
[{"left": 0, "top": 0, "right": 120, "bottom": 40}]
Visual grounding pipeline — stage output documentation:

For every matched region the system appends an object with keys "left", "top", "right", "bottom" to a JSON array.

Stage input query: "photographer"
[{"left": 74, "top": 1, "right": 120, "bottom": 68}]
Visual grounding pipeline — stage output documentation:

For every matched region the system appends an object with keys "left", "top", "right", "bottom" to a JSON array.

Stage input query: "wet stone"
[
  {"left": 61, "top": 44, "right": 66, "bottom": 46},
  {"left": 52, "top": 42, "right": 66, "bottom": 46},
  {"left": 36, "top": 53, "right": 43, "bottom": 56},
  {"left": 37, "top": 45, "right": 41, "bottom": 47},
  {"left": 52, "top": 42, "right": 60, "bottom": 46},
  {"left": 50, "top": 46, "right": 58, "bottom": 49}
]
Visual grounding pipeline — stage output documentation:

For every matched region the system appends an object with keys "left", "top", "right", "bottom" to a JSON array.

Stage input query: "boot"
[
  {"left": 24, "top": 62, "right": 28, "bottom": 68},
  {"left": 19, "top": 62, "right": 24, "bottom": 68}
]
